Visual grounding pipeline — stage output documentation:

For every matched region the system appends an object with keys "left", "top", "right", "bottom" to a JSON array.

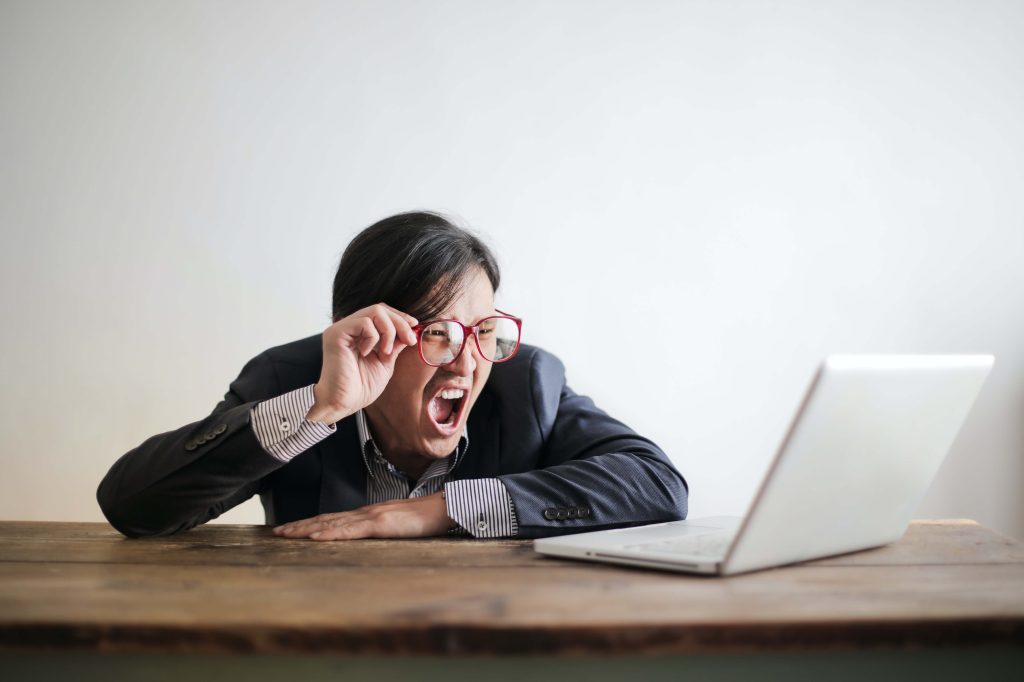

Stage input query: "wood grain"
[{"left": 1, "top": 520, "right": 1022, "bottom": 655}]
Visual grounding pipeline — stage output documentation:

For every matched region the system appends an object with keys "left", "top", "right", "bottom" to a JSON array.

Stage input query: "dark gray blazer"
[{"left": 97, "top": 336, "right": 689, "bottom": 539}]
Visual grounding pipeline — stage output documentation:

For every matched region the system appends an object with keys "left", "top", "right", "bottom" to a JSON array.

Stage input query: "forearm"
[
  {"left": 96, "top": 401, "right": 284, "bottom": 537},
  {"left": 498, "top": 451, "right": 689, "bottom": 539}
]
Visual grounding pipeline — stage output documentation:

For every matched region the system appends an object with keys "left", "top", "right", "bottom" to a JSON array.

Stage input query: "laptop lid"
[{"left": 721, "top": 354, "right": 994, "bottom": 575}]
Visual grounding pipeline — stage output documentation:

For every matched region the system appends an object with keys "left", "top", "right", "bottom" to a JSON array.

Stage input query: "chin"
[{"left": 419, "top": 432, "right": 463, "bottom": 458}]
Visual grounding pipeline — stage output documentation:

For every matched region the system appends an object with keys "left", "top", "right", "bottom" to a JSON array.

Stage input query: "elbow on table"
[
  {"left": 659, "top": 463, "right": 690, "bottom": 522},
  {"left": 96, "top": 477, "right": 187, "bottom": 539}
]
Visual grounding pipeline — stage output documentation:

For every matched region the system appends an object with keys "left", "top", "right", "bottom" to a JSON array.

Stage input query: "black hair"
[{"left": 331, "top": 211, "right": 500, "bottom": 322}]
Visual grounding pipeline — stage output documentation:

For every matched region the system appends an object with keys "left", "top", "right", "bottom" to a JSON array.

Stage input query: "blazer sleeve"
[
  {"left": 497, "top": 351, "right": 689, "bottom": 539},
  {"left": 96, "top": 352, "right": 288, "bottom": 538}
]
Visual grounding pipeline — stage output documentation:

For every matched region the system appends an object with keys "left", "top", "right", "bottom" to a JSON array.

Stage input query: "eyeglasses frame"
[{"left": 410, "top": 309, "right": 522, "bottom": 367}]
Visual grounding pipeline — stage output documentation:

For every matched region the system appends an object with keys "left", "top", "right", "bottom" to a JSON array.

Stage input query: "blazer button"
[
  {"left": 567, "top": 508, "right": 579, "bottom": 519},
  {"left": 556, "top": 509, "right": 569, "bottom": 520},
  {"left": 213, "top": 423, "right": 227, "bottom": 435},
  {"left": 580, "top": 507, "right": 591, "bottom": 517},
  {"left": 543, "top": 509, "right": 557, "bottom": 520},
  {"left": 184, "top": 441, "right": 198, "bottom": 451}
]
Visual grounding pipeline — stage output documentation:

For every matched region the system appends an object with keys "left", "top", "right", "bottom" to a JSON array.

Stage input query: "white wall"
[{"left": 2, "top": 0, "right": 1022, "bottom": 538}]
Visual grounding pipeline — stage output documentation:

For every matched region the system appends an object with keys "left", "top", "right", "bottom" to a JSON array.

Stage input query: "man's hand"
[
  {"left": 271, "top": 492, "right": 457, "bottom": 540},
  {"left": 305, "top": 303, "right": 419, "bottom": 425}
]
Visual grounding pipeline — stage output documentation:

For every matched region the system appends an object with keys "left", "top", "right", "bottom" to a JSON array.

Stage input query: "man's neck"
[
  {"left": 382, "top": 449, "right": 432, "bottom": 481},
  {"left": 361, "top": 409, "right": 436, "bottom": 481}
]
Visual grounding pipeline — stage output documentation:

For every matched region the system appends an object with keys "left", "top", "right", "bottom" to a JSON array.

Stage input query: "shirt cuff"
[
  {"left": 444, "top": 479, "right": 519, "bottom": 538},
  {"left": 250, "top": 384, "right": 336, "bottom": 463}
]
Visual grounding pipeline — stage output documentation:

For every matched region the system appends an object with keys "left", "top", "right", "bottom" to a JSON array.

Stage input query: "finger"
[
  {"left": 273, "top": 504, "right": 381, "bottom": 538},
  {"left": 274, "top": 513, "right": 345, "bottom": 537},
  {"left": 377, "top": 340, "right": 411, "bottom": 369},
  {"left": 353, "top": 304, "right": 417, "bottom": 347},
  {"left": 351, "top": 304, "right": 417, "bottom": 331},
  {"left": 310, "top": 518, "right": 377, "bottom": 541},
  {"left": 274, "top": 520, "right": 321, "bottom": 537},
  {"left": 376, "top": 307, "right": 415, "bottom": 350},
  {"left": 283, "top": 521, "right": 335, "bottom": 538},
  {"left": 369, "top": 306, "right": 398, "bottom": 356},
  {"left": 378, "top": 303, "right": 418, "bottom": 329},
  {"left": 383, "top": 308, "right": 419, "bottom": 346},
  {"left": 357, "top": 317, "right": 380, "bottom": 357},
  {"left": 369, "top": 304, "right": 418, "bottom": 346}
]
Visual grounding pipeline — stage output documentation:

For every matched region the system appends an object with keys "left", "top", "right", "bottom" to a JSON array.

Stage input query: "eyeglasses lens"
[
  {"left": 420, "top": 321, "right": 464, "bottom": 366},
  {"left": 476, "top": 316, "right": 520, "bottom": 362},
  {"left": 419, "top": 317, "right": 520, "bottom": 366}
]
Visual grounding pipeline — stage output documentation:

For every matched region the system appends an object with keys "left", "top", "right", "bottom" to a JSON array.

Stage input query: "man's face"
[{"left": 364, "top": 267, "right": 496, "bottom": 468}]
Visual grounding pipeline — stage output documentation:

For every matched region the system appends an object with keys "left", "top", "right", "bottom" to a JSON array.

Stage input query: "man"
[{"left": 97, "top": 211, "right": 689, "bottom": 540}]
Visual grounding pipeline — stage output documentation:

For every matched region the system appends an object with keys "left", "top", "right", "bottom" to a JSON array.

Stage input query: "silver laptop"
[{"left": 534, "top": 354, "right": 994, "bottom": 576}]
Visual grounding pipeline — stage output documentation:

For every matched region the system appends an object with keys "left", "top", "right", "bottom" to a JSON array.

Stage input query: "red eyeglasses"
[{"left": 411, "top": 311, "right": 522, "bottom": 367}]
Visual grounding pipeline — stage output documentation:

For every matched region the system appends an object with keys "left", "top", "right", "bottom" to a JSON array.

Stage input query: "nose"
[{"left": 445, "top": 336, "right": 479, "bottom": 376}]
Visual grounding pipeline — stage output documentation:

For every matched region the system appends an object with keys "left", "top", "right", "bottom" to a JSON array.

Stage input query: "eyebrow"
[
  {"left": 425, "top": 311, "right": 497, "bottom": 324},
  {"left": 423, "top": 307, "right": 499, "bottom": 323}
]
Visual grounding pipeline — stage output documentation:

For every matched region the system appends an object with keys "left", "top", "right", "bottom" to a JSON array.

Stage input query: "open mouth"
[{"left": 426, "top": 386, "right": 468, "bottom": 435}]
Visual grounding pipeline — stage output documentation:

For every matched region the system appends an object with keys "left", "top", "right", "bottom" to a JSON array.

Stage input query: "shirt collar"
[{"left": 356, "top": 408, "right": 469, "bottom": 479}]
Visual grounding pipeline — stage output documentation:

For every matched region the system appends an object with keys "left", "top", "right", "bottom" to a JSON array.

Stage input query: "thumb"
[{"left": 378, "top": 341, "right": 410, "bottom": 368}]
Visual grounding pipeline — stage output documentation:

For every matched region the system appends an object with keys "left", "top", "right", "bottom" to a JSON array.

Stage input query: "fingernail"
[{"left": 310, "top": 531, "right": 322, "bottom": 539}]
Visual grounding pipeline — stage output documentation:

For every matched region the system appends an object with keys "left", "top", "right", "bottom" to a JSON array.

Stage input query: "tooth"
[{"left": 440, "top": 389, "right": 465, "bottom": 400}]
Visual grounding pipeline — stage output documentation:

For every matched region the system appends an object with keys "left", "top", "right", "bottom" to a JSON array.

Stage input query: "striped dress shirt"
[{"left": 249, "top": 384, "right": 518, "bottom": 538}]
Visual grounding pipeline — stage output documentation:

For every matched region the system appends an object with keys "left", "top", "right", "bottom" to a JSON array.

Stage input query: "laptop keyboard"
[{"left": 622, "top": 531, "right": 736, "bottom": 558}]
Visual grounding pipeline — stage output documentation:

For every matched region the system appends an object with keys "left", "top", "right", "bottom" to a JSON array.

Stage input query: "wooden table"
[{"left": 2, "top": 519, "right": 1023, "bottom": 679}]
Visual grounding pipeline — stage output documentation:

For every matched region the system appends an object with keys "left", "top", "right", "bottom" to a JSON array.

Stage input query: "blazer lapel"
[
  {"left": 318, "top": 415, "right": 369, "bottom": 513},
  {"left": 455, "top": 389, "right": 501, "bottom": 480}
]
